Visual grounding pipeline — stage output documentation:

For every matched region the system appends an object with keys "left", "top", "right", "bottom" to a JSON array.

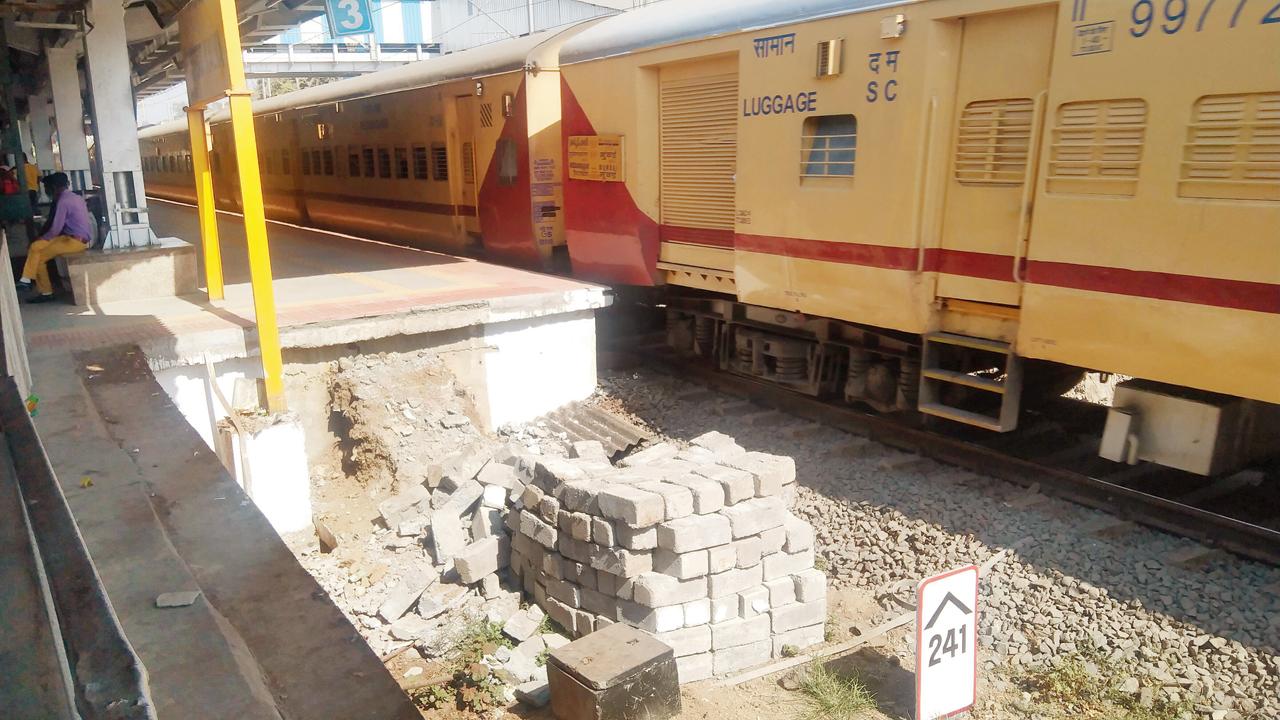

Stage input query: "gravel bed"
[{"left": 594, "top": 369, "right": 1280, "bottom": 720}]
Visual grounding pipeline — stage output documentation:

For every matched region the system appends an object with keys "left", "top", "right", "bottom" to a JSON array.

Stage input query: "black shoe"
[
  {"left": 15, "top": 281, "right": 33, "bottom": 293},
  {"left": 25, "top": 293, "right": 55, "bottom": 304}
]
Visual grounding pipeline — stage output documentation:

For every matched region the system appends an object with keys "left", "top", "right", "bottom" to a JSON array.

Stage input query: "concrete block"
[
  {"left": 440, "top": 445, "right": 491, "bottom": 489},
  {"left": 388, "top": 614, "right": 433, "bottom": 641},
  {"left": 771, "top": 600, "right": 827, "bottom": 634},
  {"left": 636, "top": 482, "right": 695, "bottom": 520},
  {"left": 591, "top": 517, "right": 616, "bottom": 547},
  {"left": 617, "top": 600, "right": 685, "bottom": 634},
  {"left": 712, "top": 638, "right": 772, "bottom": 676},
  {"left": 377, "top": 571, "right": 434, "bottom": 622},
  {"left": 570, "top": 439, "right": 609, "bottom": 462},
  {"left": 519, "top": 483, "right": 544, "bottom": 511},
  {"left": 455, "top": 536, "right": 510, "bottom": 584},
  {"left": 615, "top": 523, "right": 658, "bottom": 551},
  {"left": 597, "top": 571, "right": 618, "bottom": 597},
  {"left": 772, "top": 624, "right": 825, "bottom": 657},
  {"left": 430, "top": 515, "right": 469, "bottom": 563},
  {"left": 503, "top": 646, "right": 543, "bottom": 683},
  {"left": 567, "top": 512, "right": 593, "bottom": 542},
  {"left": 539, "top": 495, "right": 561, "bottom": 524},
  {"left": 562, "top": 560, "right": 597, "bottom": 588},
  {"left": 653, "top": 548, "right": 709, "bottom": 580},
  {"left": 783, "top": 513, "right": 814, "bottom": 552},
  {"left": 559, "top": 536, "right": 595, "bottom": 565},
  {"left": 676, "top": 652, "right": 714, "bottom": 683},
  {"left": 482, "top": 573, "right": 503, "bottom": 598},
  {"left": 764, "top": 577, "right": 797, "bottom": 608},
  {"left": 581, "top": 587, "right": 615, "bottom": 617},
  {"left": 546, "top": 596, "right": 576, "bottom": 632},
  {"left": 558, "top": 509, "right": 573, "bottom": 533},
  {"left": 793, "top": 569, "right": 828, "bottom": 603},
  {"left": 734, "top": 535, "right": 764, "bottom": 569},
  {"left": 534, "top": 457, "right": 587, "bottom": 491},
  {"left": 548, "top": 578, "right": 583, "bottom": 608},
  {"left": 710, "top": 595, "right": 737, "bottom": 624},
  {"left": 720, "top": 497, "right": 786, "bottom": 539},
  {"left": 504, "top": 605, "right": 547, "bottom": 643},
  {"left": 477, "top": 461, "right": 520, "bottom": 491},
  {"left": 378, "top": 484, "right": 431, "bottom": 528},
  {"left": 707, "top": 544, "right": 737, "bottom": 574},
  {"left": 683, "top": 598, "right": 711, "bottom": 627},
  {"left": 590, "top": 546, "right": 653, "bottom": 578},
  {"left": 573, "top": 460, "right": 617, "bottom": 479},
  {"left": 506, "top": 507, "right": 523, "bottom": 534},
  {"left": 675, "top": 446, "right": 718, "bottom": 464},
  {"left": 759, "top": 525, "right": 786, "bottom": 555},
  {"left": 632, "top": 573, "right": 709, "bottom": 608},
  {"left": 598, "top": 484, "right": 666, "bottom": 528},
  {"left": 556, "top": 480, "right": 601, "bottom": 514},
  {"left": 657, "top": 514, "right": 732, "bottom": 553},
  {"left": 520, "top": 510, "right": 559, "bottom": 549},
  {"left": 618, "top": 442, "right": 680, "bottom": 467},
  {"left": 708, "top": 565, "right": 763, "bottom": 599},
  {"left": 595, "top": 616, "right": 615, "bottom": 630},
  {"left": 543, "top": 552, "right": 565, "bottom": 580},
  {"left": 66, "top": 238, "right": 197, "bottom": 306},
  {"left": 689, "top": 431, "right": 745, "bottom": 459},
  {"left": 481, "top": 484, "right": 508, "bottom": 510},
  {"left": 471, "top": 507, "right": 504, "bottom": 540},
  {"left": 691, "top": 464, "right": 756, "bottom": 506},
  {"left": 663, "top": 474, "right": 725, "bottom": 514},
  {"left": 721, "top": 452, "right": 794, "bottom": 497},
  {"left": 739, "top": 586, "right": 770, "bottom": 619},
  {"left": 544, "top": 633, "right": 571, "bottom": 651},
  {"left": 547, "top": 623, "right": 680, "bottom": 720},
  {"left": 615, "top": 576, "right": 635, "bottom": 602},
  {"left": 710, "top": 615, "right": 772, "bottom": 650},
  {"left": 762, "top": 548, "right": 815, "bottom": 582},
  {"left": 654, "top": 625, "right": 712, "bottom": 657},
  {"left": 571, "top": 608, "right": 596, "bottom": 637},
  {"left": 515, "top": 679, "right": 551, "bottom": 708}
]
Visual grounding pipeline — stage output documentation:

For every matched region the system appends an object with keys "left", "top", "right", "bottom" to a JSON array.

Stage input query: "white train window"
[
  {"left": 431, "top": 144, "right": 448, "bottom": 181},
  {"left": 412, "top": 146, "right": 429, "bottom": 180},
  {"left": 801, "top": 114, "right": 857, "bottom": 177},
  {"left": 377, "top": 147, "right": 392, "bottom": 179},
  {"left": 395, "top": 147, "right": 410, "bottom": 179}
]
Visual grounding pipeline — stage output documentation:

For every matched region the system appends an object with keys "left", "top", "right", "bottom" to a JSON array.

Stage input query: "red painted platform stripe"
[
  {"left": 1026, "top": 260, "right": 1280, "bottom": 315},
  {"left": 659, "top": 224, "right": 734, "bottom": 247}
]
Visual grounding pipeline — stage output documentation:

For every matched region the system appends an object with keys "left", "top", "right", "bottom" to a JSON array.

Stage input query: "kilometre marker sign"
[{"left": 916, "top": 565, "right": 979, "bottom": 719}]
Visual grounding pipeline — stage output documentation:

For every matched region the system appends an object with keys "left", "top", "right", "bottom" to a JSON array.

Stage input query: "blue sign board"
[{"left": 326, "top": 0, "right": 374, "bottom": 37}]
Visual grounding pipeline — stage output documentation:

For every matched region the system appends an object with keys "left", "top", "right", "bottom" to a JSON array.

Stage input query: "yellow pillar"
[
  {"left": 227, "top": 91, "right": 286, "bottom": 412},
  {"left": 186, "top": 107, "right": 224, "bottom": 300}
]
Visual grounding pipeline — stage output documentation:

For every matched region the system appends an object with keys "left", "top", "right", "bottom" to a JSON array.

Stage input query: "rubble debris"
[{"left": 154, "top": 591, "right": 201, "bottom": 608}]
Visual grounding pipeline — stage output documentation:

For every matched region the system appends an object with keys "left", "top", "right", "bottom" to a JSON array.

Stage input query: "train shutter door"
[
  {"left": 659, "top": 60, "right": 738, "bottom": 275},
  {"left": 936, "top": 4, "right": 1056, "bottom": 306}
]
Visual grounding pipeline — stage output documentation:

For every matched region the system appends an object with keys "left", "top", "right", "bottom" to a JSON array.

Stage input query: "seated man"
[{"left": 16, "top": 172, "right": 93, "bottom": 303}]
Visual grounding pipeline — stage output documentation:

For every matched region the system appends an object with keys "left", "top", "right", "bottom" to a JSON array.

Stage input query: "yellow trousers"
[{"left": 23, "top": 235, "right": 87, "bottom": 294}]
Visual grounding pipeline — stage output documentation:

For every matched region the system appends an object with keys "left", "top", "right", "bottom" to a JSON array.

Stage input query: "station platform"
[{"left": 14, "top": 200, "right": 611, "bottom": 718}]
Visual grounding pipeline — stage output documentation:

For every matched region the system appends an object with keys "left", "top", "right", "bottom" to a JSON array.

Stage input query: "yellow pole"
[
  {"left": 186, "top": 107, "right": 224, "bottom": 301},
  {"left": 226, "top": 92, "right": 285, "bottom": 412}
]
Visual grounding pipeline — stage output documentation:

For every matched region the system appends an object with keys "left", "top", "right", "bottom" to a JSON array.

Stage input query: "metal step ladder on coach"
[{"left": 918, "top": 332, "right": 1024, "bottom": 432}]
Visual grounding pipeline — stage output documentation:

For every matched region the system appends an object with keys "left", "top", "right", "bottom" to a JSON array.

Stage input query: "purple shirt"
[{"left": 41, "top": 191, "right": 93, "bottom": 244}]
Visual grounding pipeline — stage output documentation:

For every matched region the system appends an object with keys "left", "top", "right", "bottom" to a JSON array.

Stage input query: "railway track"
[{"left": 607, "top": 333, "right": 1280, "bottom": 568}]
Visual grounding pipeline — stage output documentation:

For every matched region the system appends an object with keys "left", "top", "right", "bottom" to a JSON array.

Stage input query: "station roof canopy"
[{"left": 2, "top": 0, "right": 328, "bottom": 97}]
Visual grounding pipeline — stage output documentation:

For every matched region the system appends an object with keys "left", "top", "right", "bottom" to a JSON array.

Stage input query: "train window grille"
[
  {"left": 395, "top": 147, "right": 410, "bottom": 179},
  {"left": 362, "top": 147, "right": 375, "bottom": 177},
  {"left": 431, "top": 144, "right": 449, "bottom": 181},
  {"left": 1047, "top": 99, "right": 1146, "bottom": 196},
  {"left": 954, "top": 98, "right": 1035, "bottom": 185},
  {"left": 301, "top": 149, "right": 312, "bottom": 176},
  {"left": 377, "top": 147, "right": 392, "bottom": 179},
  {"left": 323, "top": 149, "right": 335, "bottom": 176},
  {"left": 281, "top": 149, "right": 290, "bottom": 175},
  {"left": 462, "top": 142, "right": 476, "bottom": 184},
  {"left": 801, "top": 114, "right": 857, "bottom": 177},
  {"left": 312, "top": 150, "right": 323, "bottom": 177},
  {"left": 413, "top": 145, "right": 430, "bottom": 179},
  {"left": 349, "top": 150, "right": 361, "bottom": 177},
  {"left": 497, "top": 139, "right": 518, "bottom": 186},
  {"left": 1179, "top": 92, "right": 1280, "bottom": 202}
]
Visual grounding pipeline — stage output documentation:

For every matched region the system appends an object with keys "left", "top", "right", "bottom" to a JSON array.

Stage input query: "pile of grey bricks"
[{"left": 499, "top": 431, "right": 828, "bottom": 682}]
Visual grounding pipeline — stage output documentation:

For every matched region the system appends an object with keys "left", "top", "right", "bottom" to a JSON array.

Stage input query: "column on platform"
[
  {"left": 28, "top": 94, "right": 56, "bottom": 202},
  {"left": 84, "top": 0, "right": 155, "bottom": 247},
  {"left": 46, "top": 47, "right": 92, "bottom": 193}
]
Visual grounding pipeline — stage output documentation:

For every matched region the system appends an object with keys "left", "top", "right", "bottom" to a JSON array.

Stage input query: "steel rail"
[{"left": 628, "top": 345, "right": 1280, "bottom": 568}]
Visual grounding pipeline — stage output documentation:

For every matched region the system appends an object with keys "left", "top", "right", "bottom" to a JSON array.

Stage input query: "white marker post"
[{"left": 916, "top": 565, "right": 979, "bottom": 719}]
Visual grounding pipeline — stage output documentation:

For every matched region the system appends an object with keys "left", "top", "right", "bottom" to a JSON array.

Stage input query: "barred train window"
[
  {"left": 280, "top": 149, "right": 290, "bottom": 175},
  {"left": 395, "top": 147, "right": 410, "bottom": 179},
  {"left": 323, "top": 149, "right": 335, "bottom": 176},
  {"left": 362, "top": 147, "right": 375, "bottom": 177},
  {"left": 312, "top": 150, "right": 322, "bottom": 177},
  {"left": 412, "top": 145, "right": 429, "bottom": 179},
  {"left": 377, "top": 147, "right": 392, "bottom": 179},
  {"left": 348, "top": 150, "right": 360, "bottom": 177},
  {"left": 430, "top": 144, "right": 449, "bottom": 181},
  {"left": 301, "top": 149, "right": 312, "bottom": 176},
  {"left": 801, "top": 115, "right": 857, "bottom": 177}
]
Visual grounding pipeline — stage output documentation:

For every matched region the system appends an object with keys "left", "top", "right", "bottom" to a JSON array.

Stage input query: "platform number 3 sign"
[
  {"left": 326, "top": 0, "right": 374, "bottom": 37},
  {"left": 916, "top": 565, "right": 979, "bottom": 719}
]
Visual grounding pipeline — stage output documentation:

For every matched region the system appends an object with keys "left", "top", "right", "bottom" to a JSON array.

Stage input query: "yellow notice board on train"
[{"left": 568, "top": 135, "right": 624, "bottom": 182}]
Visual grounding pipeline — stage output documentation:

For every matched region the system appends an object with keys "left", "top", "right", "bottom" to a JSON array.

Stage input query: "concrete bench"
[{"left": 62, "top": 237, "right": 197, "bottom": 306}]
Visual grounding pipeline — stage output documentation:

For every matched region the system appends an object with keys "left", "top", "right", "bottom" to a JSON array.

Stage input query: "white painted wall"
[
  {"left": 482, "top": 310, "right": 597, "bottom": 428},
  {"left": 154, "top": 358, "right": 262, "bottom": 451}
]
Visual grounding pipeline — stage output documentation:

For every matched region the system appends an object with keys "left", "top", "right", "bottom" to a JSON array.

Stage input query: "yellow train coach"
[{"left": 556, "top": 0, "right": 1279, "bottom": 475}]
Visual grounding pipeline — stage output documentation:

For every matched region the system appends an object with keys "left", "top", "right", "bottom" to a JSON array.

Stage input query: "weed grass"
[
  {"left": 1017, "top": 647, "right": 1192, "bottom": 720},
  {"left": 798, "top": 663, "right": 876, "bottom": 720}
]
